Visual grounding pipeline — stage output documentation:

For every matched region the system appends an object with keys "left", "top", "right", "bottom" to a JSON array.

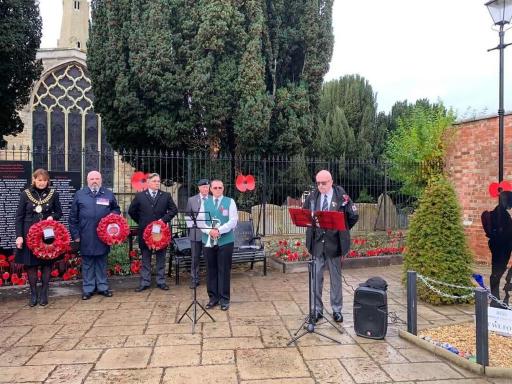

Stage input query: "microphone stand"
[
  {"left": 177, "top": 210, "right": 215, "bottom": 333},
  {"left": 287, "top": 199, "right": 343, "bottom": 345}
]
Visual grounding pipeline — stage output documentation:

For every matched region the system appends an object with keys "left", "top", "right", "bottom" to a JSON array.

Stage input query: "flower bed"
[
  {"left": 266, "top": 230, "right": 405, "bottom": 273},
  {"left": 0, "top": 252, "right": 81, "bottom": 286}
]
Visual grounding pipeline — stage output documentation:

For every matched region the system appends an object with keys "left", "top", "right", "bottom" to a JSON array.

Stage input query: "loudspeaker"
[{"left": 353, "top": 286, "right": 388, "bottom": 339}]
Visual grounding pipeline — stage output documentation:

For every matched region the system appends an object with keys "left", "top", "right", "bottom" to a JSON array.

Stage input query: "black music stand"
[
  {"left": 177, "top": 210, "right": 215, "bottom": 333},
  {"left": 287, "top": 207, "right": 345, "bottom": 345}
]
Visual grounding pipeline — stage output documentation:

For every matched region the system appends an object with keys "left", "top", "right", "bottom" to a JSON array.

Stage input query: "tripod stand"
[
  {"left": 177, "top": 210, "right": 215, "bottom": 333},
  {"left": 287, "top": 207, "right": 345, "bottom": 345}
]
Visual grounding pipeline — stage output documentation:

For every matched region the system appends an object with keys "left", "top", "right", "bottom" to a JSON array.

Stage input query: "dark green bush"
[{"left": 403, "top": 176, "right": 473, "bottom": 304}]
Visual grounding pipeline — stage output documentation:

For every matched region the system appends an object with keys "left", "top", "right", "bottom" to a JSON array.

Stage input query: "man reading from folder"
[{"left": 303, "top": 170, "right": 359, "bottom": 323}]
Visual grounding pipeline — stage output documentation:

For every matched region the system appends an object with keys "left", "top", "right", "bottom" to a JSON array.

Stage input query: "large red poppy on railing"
[
  {"left": 236, "top": 174, "right": 256, "bottom": 192},
  {"left": 131, "top": 172, "right": 149, "bottom": 192}
]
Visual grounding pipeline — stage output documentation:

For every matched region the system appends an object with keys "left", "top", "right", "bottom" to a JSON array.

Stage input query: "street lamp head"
[{"left": 485, "top": 0, "right": 512, "bottom": 26}]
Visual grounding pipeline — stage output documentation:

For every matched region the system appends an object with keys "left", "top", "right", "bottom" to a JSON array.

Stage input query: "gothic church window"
[{"left": 32, "top": 62, "right": 113, "bottom": 187}]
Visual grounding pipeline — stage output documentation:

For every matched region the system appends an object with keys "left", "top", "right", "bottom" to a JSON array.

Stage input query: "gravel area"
[{"left": 420, "top": 323, "right": 512, "bottom": 368}]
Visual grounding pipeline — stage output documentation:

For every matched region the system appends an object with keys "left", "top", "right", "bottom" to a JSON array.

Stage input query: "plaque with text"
[
  {"left": 0, "top": 161, "right": 31, "bottom": 251},
  {"left": 50, "top": 171, "right": 81, "bottom": 225}
]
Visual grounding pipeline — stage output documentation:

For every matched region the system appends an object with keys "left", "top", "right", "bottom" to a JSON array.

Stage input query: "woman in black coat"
[{"left": 15, "top": 168, "right": 62, "bottom": 307}]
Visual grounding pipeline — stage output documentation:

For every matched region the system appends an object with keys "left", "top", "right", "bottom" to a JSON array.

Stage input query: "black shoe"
[
  {"left": 189, "top": 281, "right": 199, "bottom": 289},
  {"left": 333, "top": 312, "right": 343, "bottom": 323},
  {"left": 82, "top": 292, "right": 92, "bottom": 300},
  {"left": 205, "top": 301, "right": 218, "bottom": 309},
  {"left": 135, "top": 285, "right": 149, "bottom": 292},
  {"left": 220, "top": 303, "right": 230, "bottom": 311},
  {"left": 157, "top": 284, "right": 169, "bottom": 291},
  {"left": 98, "top": 290, "right": 113, "bottom": 297},
  {"left": 29, "top": 289, "right": 38, "bottom": 307},
  {"left": 314, "top": 312, "right": 323, "bottom": 323}
]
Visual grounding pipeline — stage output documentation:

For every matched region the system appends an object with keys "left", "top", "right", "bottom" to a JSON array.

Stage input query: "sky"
[{"left": 39, "top": 0, "right": 512, "bottom": 117}]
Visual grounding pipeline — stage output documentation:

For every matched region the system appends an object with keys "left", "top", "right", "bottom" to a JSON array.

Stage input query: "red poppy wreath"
[
  {"left": 97, "top": 214, "right": 130, "bottom": 245},
  {"left": 143, "top": 220, "right": 171, "bottom": 250},
  {"left": 26, "top": 220, "right": 71, "bottom": 260}
]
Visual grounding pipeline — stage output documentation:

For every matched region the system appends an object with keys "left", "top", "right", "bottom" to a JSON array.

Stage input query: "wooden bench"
[{"left": 170, "top": 220, "right": 266, "bottom": 285}]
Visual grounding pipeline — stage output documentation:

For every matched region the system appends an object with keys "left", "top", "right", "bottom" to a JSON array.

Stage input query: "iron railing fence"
[{"left": 0, "top": 147, "right": 423, "bottom": 235}]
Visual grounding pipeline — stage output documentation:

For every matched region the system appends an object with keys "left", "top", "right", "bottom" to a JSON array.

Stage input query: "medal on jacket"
[{"left": 25, "top": 189, "right": 54, "bottom": 214}]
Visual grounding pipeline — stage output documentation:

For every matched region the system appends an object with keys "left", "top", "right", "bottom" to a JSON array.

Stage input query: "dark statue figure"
[{"left": 482, "top": 191, "right": 512, "bottom": 306}]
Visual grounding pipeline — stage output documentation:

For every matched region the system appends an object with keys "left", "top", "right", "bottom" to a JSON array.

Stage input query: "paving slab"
[{"left": 0, "top": 264, "right": 501, "bottom": 383}]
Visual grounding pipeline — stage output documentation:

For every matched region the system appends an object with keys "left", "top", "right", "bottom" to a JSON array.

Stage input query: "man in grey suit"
[
  {"left": 303, "top": 170, "right": 359, "bottom": 323},
  {"left": 185, "top": 179, "right": 210, "bottom": 289}
]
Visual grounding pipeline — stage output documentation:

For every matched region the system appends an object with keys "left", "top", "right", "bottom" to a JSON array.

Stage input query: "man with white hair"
[
  {"left": 303, "top": 170, "right": 359, "bottom": 323},
  {"left": 70, "top": 171, "right": 121, "bottom": 300}
]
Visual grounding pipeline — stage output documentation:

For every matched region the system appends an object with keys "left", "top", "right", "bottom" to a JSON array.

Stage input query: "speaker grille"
[{"left": 353, "top": 286, "right": 388, "bottom": 339}]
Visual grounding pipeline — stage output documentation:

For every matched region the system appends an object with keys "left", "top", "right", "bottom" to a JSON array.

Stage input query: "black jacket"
[
  {"left": 128, "top": 189, "right": 178, "bottom": 250},
  {"left": 303, "top": 185, "right": 359, "bottom": 257},
  {"left": 15, "top": 187, "right": 63, "bottom": 266}
]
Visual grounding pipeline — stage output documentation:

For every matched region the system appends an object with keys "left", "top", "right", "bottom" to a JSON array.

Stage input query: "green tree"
[
  {"left": 316, "top": 74, "right": 383, "bottom": 160},
  {"left": 0, "top": 0, "right": 42, "bottom": 147},
  {"left": 403, "top": 176, "right": 473, "bottom": 304},
  {"left": 385, "top": 102, "right": 455, "bottom": 198},
  {"left": 87, "top": 0, "right": 334, "bottom": 157}
]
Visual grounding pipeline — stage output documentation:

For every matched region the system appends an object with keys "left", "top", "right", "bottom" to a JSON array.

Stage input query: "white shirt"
[
  {"left": 197, "top": 195, "right": 238, "bottom": 235},
  {"left": 320, "top": 188, "right": 333, "bottom": 210}
]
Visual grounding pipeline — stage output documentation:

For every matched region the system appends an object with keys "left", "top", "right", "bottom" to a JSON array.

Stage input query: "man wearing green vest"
[{"left": 198, "top": 179, "right": 238, "bottom": 311}]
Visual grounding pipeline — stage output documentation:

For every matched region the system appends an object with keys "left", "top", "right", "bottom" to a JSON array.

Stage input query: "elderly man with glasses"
[
  {"left": 197, "top": 179, "right": 238, "bottom": 311},
  {"left": 129, "top": 173, "right": 178, "bottom": 291},
  {"left": 303, "top": 170, "right": 359, "bottom": 323}
]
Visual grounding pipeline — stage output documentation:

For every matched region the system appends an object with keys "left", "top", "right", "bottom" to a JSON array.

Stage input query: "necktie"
[
  {"left": 214, "top": 198, "right": 219, "bottom": 209},
  {"left": 322, "top": 195, "right": 328, "bottom": 211},
  {"left": 92, "top": 189, "right": 97, "bottom": 196},
  {"left": 151, "top": 191, "right": 157, "bottom": 199}
]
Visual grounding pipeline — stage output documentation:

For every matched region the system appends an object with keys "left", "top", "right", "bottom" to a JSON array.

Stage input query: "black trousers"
[
  {"left": 204, "top": 243, "right": 234, "bottom": 305},
  {"left": 489, "top": 239, "right": 512, "bottom": 299}
]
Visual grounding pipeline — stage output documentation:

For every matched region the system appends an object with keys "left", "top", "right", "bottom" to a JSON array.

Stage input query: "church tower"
[{"left": 57, "top": 0, "right": 89, "bottom": 50}]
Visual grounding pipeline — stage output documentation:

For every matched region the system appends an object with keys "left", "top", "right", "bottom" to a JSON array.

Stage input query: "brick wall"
[{"left": 445, "top": 113, "right": 512, "bottom": 264}]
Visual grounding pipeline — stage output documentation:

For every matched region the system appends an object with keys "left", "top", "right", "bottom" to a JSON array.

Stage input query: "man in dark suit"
[
  {"left": 303, "top": 170, "right": 359, "bottom": 323},
  {"left": 185, "top": 178, "right": 210, "bottom": 289},
  {"left": 69, "top": 170, "right": 121, "bottom": 300},
  {"left": 128, "top": 173, "right": 178, "bottom": 291}
]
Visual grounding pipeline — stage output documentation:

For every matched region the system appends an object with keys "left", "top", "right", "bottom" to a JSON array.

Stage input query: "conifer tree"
[
  {"left": 0, "top": 0, "right": 42, "bottom": 147},
  {"left": 404, "top": 176, "right": 473, "bottom": 304}
]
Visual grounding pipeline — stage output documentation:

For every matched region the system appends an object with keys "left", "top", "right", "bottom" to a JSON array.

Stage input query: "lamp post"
[{"left": 486, "top": 0, "right": 512, "bottom": 182}]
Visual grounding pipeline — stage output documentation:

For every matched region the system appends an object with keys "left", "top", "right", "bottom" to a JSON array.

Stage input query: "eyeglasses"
[
  {"left": 316, "top": 180, "right": 331, "bottom": 186},
  {"left": 211, "top": 186, "right": 224, "bottom": 190}
]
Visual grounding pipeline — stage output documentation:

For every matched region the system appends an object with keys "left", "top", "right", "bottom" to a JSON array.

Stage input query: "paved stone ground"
[{"left": 0, "top": 264, "right": 508, "bottom": 384}]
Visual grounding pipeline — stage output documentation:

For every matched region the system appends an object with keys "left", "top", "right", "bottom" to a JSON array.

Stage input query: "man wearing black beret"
[{"left": 184, "top": 179, "right": 210, "bottom": 288}]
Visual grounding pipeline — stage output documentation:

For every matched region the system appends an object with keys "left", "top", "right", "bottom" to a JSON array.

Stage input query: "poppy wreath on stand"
[
  {"left": 97, "top": 214, "right": 130, "bottom": 245},
  {"left": 26, "top": 220, "right": 71, "bottom": 260},
  {"left": 143, "top": 220, "right": 171, "bottom": 250}
]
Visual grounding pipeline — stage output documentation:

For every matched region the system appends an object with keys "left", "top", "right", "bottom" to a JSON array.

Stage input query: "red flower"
[
  {"left": 11, "top": 276, "right": 19, "bottom": 285},
  {"left": 295, "top": 241, "right": 301, "bottom": 246},
  {"left": 2, "top": 272, "right": 9, "bottom": 280},
  {"left": 0, "top": 255, "right": 5, "bottom": 261},
  {"left": 62, "top": 272, "right": 70, "bottom": 281},
  {"left": 114, "top": 264, "right": 122, "bottom": 274},
  {"left": 8, "top": 255, "right": 14, "bottom": 262},
  {"left": 17, "top": 278, "right": 26, "bottom": 285},
  {"left": 50, "top": 269, "right": 59, "bottom": 277},
  {"left": 0, "top": 279, "right": 3, "bottom": 286},
  {"left": 143, "top": 220, "right": 171, "bottom": 250},
  {"left": 283, "top": 240, "right": 288, "bottom": 246},
  {"left": 0, "top": 260, "right": 9, "bottom": 267},
  {"left": 129, "top": 250, "right": 138, "bottom": 258},
  {"left": 97, "top": 214, "right": 130, "bottom": 245},
  {"left": 26, "top": 220, "right": 71, "bottom": 260},
  {"left": 37, "top": 270, "right": 42, "bottom": 280}
]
